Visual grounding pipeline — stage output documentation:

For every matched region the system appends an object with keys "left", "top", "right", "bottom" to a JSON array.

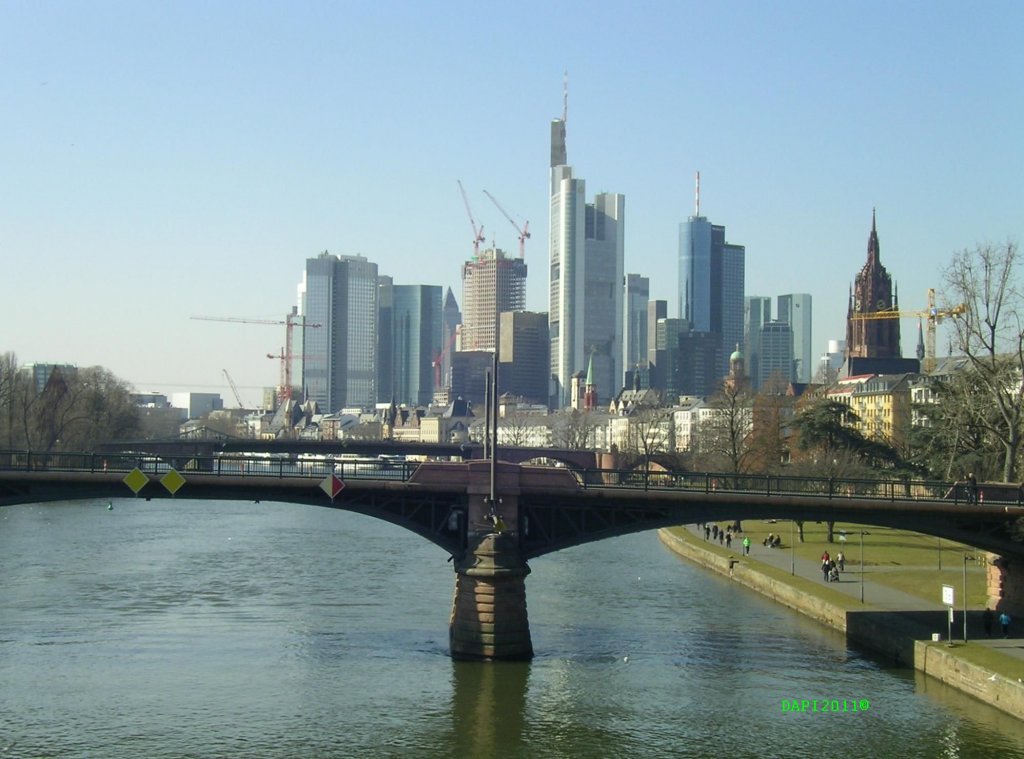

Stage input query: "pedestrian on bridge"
[{"left": 966, "top": 473, "right": 978, "bottom": 504}]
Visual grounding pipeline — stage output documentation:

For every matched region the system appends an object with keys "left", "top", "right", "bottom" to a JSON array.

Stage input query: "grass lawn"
[{"left": 698, "top": 518, "right": 990, "bottom": 607}]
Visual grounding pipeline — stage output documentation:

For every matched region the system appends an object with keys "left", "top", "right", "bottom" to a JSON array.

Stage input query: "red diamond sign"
[{"left": 320, "top": 474, "right": 345, "bottom": 500}]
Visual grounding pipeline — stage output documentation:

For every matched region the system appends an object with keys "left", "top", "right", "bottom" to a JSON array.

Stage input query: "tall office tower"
[
  {"left": 777, "top": 293, "right": 812, "bottom": 383},
  {"left": 376, "top": 275, "right": 394, "bottom": 403},
  {"left": 678, "top": 189, "right": 745, "bottom": 380},
  {"left": 646, "top": 299, "right": 668, "bottom": 370},
  {"left": 440, "top": 288, "right": 461, "bottom": 391},
  {"left": 301, "top": 252, "right": 378, "bottom": 413},
  {"left": 548, "top": 112, "right": 625, "bottom": 407},
  {"left": 757, "top": 321, "right": 795, "bottom": 388},
  {"left": 623, "top": 274, "right": 650, "bottom": 379},
  {"left": 677, "top": 328, "right": 722, "bottom": 399},
  {"left": 460, "top": 247, "right": 527, "bottom": 352},
  {"left": 744, "top": 296, "right": 772, "bottom": 390},
  {"left": 846, "top": 210, "right": 901, "bottom": 358},
  {"left": 499, "top": 310, "right": 549, "bottom": 405},
  {"left": 391, "top": 285, "right": 442, "bottom": 407},
  {"left": 655, "top": 317, "right": 685, "bottom": 401},
  {"left": 584, "top": 193, "right": 626, "bottom": 401}
]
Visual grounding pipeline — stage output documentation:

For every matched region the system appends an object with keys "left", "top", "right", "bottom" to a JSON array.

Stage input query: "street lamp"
[
  {"left": 790, "top": 519, "right": 795, "bottom": 576},
  {"left": 963, "top": 554, "right": 975, "bottom": 642},
  {"left": 859, "top": 531, "right": 871, "bottom": 604}
]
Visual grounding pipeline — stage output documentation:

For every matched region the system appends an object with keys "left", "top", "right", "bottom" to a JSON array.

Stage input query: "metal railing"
[{"left": 0, "top": 449, "right": 1009, "bottom": 504}]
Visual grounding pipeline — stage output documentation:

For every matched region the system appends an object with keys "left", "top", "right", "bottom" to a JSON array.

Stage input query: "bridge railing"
[
  {"left": 0, "top": 450, "right": 418, "bottom": 482},
  {"left": 573, "top": 467, "right": 959, "bottom": 503},
  {"left": 0, "top": 449, "right": 1006, "bottom": 505}
]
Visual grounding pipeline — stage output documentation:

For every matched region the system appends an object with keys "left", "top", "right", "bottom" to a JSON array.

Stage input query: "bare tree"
[
  {"left": 695, "top": 379, "right": 754, "bottom": 473},
  {"left": 622, "top": 404, "right": 673, "bottom": 472},
  {"left": 943, "top": 241, "right": 1024, "bottom": 481},
  {"left": 549, "top": 409, "right": 600, "bottom": 450}
]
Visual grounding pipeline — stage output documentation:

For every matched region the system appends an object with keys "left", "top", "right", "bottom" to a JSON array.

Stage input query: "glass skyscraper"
[
  {"left": 678, "top": 214, "right": 745, "bottom": 381},
  {"left": 391, "top": 285, "right": 442, "bottom": 407},
  {"left": 300, "top": 252, "right": 378, "bottom": 413}
]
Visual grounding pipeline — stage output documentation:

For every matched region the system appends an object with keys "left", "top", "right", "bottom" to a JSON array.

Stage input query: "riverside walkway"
[{"left": 679, "top": 523, "right": 1024, "bottom": 667}]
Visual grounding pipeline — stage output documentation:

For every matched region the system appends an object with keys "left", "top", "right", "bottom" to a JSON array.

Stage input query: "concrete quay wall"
[{"left": 657, "top": 528, "right": 1024, "bottom": 720}]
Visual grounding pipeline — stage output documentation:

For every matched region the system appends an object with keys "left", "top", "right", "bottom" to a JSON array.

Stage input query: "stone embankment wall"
[{"left": 658, "top": 528, "right": 1024, "bottom": 720}]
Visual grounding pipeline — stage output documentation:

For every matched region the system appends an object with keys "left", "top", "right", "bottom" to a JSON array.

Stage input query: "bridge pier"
[{"left": 448, "top": 462, "right": 533, "bottom": 661}]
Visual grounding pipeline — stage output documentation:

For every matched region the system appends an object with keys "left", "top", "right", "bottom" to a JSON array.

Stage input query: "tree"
[
  {"left": 0, "top": 359, "right": 139, "bottom": 451},
  {"left": 694, "top": 379, "right": 754, "bottom": 473},
  {"left": 549, "top": 409, "right": 600, "bottom": 450},
  {"left": 621, "top": 404, "right": 673, "bottom": 472},
  {"left": 943, "top": 241, "right": 1024, "bottom": 482},
  {"left": 791, "top": 399, "right": 902, "bottom": 542}
]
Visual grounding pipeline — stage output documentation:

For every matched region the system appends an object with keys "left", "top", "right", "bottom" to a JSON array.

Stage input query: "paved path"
[{"left": 684, "top": 523, "right": 1024, "bottom": 664}]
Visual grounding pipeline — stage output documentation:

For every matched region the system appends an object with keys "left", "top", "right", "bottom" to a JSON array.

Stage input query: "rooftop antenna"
[
  {"left": 695, "top": 170, "right": 701, "bottom": 217},
  {"left": 562, "top": 70, "right": 568, "bottom": 123}
]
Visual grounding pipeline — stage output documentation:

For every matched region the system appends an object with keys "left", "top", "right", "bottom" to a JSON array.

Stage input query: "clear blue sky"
[{"left": 3, "top": 1, "right": 1022, "bottom": 407}]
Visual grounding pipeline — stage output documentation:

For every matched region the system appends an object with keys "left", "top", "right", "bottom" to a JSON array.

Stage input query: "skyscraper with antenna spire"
[
  {"left": 548, "top": 78, "right": 625, "bottom": 408},
  {"left": 677, "top": 172, "right": 746, "bottom": 383}
]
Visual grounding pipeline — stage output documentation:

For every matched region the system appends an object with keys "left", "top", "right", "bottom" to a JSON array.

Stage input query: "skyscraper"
[
  {"left": 777, "top": 293, "right": 812, "bottom": 383},
  {"left": 499, "top": 311, "right": 549, "bottom": 405},
  {"left": 678, "top": 203, "right": 745, "bottom": 380},
  {"left": 548, "top": 113, "right": 624, "bottom": 407},
  {"left": 584, "top": 192, "right": 625, "bottom": 400},
  {"left": 846, "top": 211, "right": 901, "bottom": 359},
  {"left": 376, "top": 275, "right": 394, "bottom": 403},
  {"left": 624, "top": 273, "right": 650, "bottom": 382},
  {"left": 758, "top": 321, "right": 795, "bottom": 388},
  {"left": 301, "top": 252, "right": 378, "bottom": 412},
  {"left": 391, "top": 285, "right": 442, "bottom": 407},
  {"left": 440, "top": 288, "right": 461, "bottom": 392},
  {"left": 460, "top": 247, "right": 526, "bottom": 352},
  {"left": 744, "top": 296, "right": 772, "bottom": 390}
]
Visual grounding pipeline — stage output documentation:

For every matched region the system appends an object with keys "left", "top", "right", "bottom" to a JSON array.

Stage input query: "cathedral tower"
[{"left": 845, "top": 211, "right": 901, "bottom": 359}]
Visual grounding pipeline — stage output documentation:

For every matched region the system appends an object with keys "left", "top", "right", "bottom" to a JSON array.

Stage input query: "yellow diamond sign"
[
  {"left": 161, "top": 469, "right": 186, "bottom": 495},
  {"left": 123, "top": 468, "right": 149, "bottom": 495}
]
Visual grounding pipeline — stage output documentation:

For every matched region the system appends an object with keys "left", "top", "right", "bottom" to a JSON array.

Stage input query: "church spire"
[{"left": 867, "top": 208, "right": 880, "bottom": 266}]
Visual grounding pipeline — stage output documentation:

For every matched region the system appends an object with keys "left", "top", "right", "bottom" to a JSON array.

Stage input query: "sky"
[{"left": 3, "top": 1, "right": 1022, "bottom": 408}]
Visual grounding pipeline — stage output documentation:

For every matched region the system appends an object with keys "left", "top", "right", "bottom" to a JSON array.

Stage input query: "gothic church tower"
[{"left": 845, "top": 211, "right": 901, "bottom": 359}]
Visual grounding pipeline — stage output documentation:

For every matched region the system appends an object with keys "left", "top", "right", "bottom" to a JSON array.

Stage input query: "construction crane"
[
  {"left": 222, "top": 369, "right": 246, "bottom": 408},
  {"left": 191, "top": 310, "right": 321, "bottom": 403},
  {"left": 850, "top": 288, "right": 967, "bottom": 372},
  {"left": 457, "top": 180, "right": 485, "bottom": 259},
  {"left": 483, "top": 189, "right": 530, "bottom": 259}
]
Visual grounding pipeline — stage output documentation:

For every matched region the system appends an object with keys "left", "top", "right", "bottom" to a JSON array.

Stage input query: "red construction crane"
[
  {"left": 483, "top": 189, "right": 530, "bottom": 259},
  {"left": 457, "top": 180, "right": 485, "bottom": 259},
  {"left": 191, "top": 310, "right": 321, "bottom": 403}
]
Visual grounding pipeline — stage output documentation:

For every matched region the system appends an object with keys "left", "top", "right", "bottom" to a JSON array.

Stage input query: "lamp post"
[
  {"left": 963, "top": 554, "right": 974, "bottom": 642},
  {"left": 790, "top": 519, "right": 795, "bottom": 576},
  {"left": 859, "top": 531, "right": 871, "bottom": 604}
]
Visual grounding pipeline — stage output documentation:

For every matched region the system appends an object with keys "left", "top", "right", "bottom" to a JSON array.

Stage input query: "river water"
[{"left": 1, "top": 499, "right": 1021, "bottom": 758}]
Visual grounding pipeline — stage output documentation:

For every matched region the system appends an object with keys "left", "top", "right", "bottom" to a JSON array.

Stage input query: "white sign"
[{"left": 942, "top": 584, "right": 955, "bottom": 606}]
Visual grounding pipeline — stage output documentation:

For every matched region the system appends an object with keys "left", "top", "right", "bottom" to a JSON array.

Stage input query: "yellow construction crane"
[{"left": 851, "top": 288, "right": 966, "bottom": 372}]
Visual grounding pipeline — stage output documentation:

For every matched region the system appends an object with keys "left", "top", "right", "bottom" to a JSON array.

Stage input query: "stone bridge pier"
[{"left": 448, "top": 462, "right": 533, "bottom": 661}]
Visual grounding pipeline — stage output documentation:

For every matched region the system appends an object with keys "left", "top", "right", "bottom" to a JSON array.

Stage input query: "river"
[{"left": 1, "top": 499, "right": 1021, "bottom": 758}]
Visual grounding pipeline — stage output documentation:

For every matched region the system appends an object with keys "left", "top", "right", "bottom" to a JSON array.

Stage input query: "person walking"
[
  {"left": 742, "top": 536, "right": 751, "bottom": 556},
  {"left": 983, "top": 607, "right": 994, "bottom": 637},
  {"left": 999, "top": 611, "right": 1011, "bottom": 638},
  {"left": 966, "top": 472, "right": 978, "bottom": 504},
  {"left": 836, "top": 551, "right": 846, "bottom": 572}
]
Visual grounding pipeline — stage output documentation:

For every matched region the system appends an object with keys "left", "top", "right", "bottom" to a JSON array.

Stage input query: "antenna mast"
[
  {"left": 562, "top": 70, "right": 568, "bottom": 122},
  {"left": 695, "top": 170, "right": 701, "bottom": 217}
]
